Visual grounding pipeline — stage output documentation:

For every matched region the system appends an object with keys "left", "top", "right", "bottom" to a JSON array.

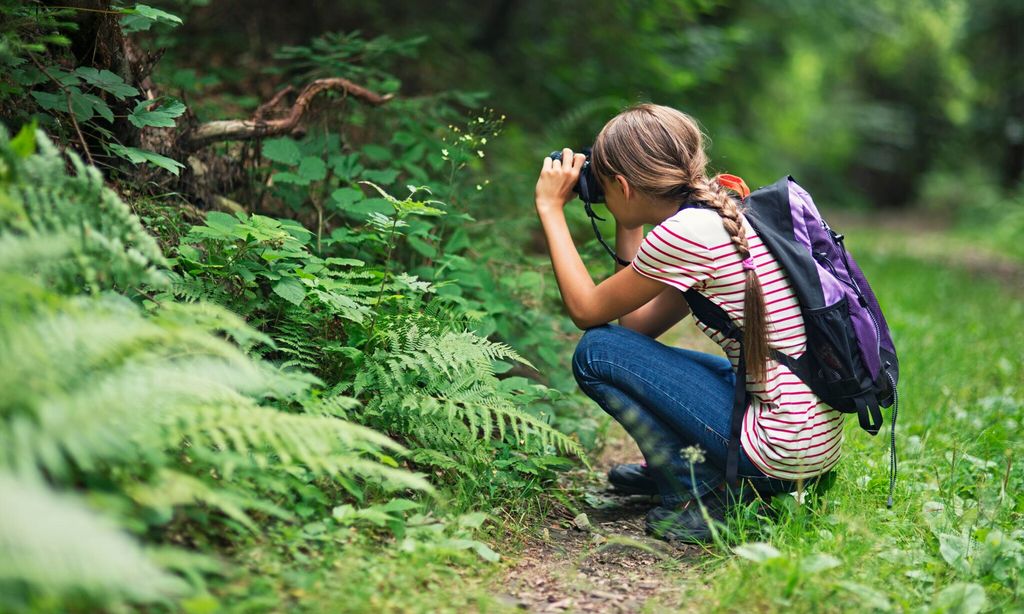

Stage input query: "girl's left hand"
[{"left": 535, "top": 148, "right": 587, "bottom": 214}]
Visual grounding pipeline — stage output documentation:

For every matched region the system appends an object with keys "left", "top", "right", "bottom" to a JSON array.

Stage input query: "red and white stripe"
[{"left": 631, "top": 208, "right": 843, "bottom": 480}]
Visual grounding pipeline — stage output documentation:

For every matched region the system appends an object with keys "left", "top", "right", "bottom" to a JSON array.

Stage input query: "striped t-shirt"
[{"left": 631, "top": 207, "right": 843, "bottom": 480}]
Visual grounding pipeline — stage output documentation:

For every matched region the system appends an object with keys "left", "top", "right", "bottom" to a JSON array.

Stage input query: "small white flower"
[
  {"left": 441, "top": 148, "right": 449, "bottom": 157},
  {"left": 477, "top": 150, "right": 485, "bottom": 158},
  {"left": 476, "top": 184, "right": 483, "bottom": 190},
  {"left": 481, "top": 137, "right": 487, "bottom": 144},
  {"left": 681, "top": 445, "right": 706, "bottom": 464}
]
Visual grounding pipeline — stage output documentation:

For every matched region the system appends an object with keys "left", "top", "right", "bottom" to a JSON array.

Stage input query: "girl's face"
[{"left": 601, "top": 174, "right": 644, "bottom": 229}]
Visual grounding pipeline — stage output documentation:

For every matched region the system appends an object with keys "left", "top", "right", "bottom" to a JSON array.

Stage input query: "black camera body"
[
  {"left": 549, "top": 147, "right": 629, "bottom": 266},
  {"left": 549, "top": 148, "right": 605, "bottom": 204}
]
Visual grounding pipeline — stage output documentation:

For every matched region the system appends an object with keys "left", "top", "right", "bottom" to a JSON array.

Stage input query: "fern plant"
[
  {"left": 0, "top": 126, "right": 431, "bottom": 609},
  {"left": 353, "top": 313, "right": 585, "bottom": 474}
]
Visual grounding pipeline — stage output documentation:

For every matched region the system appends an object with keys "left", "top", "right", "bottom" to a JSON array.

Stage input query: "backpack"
[{"left": 680, "top": 176, "right": 901, "bottom": 506}]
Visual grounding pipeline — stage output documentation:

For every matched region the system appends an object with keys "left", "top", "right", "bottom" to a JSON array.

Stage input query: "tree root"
[{"left": 179, "top": 77, "right": 394, "bottom": 151}]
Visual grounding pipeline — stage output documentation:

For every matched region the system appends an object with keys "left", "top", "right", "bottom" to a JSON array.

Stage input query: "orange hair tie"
[{"left": 716, "top": 174, "right": 750, "bottom": 199}]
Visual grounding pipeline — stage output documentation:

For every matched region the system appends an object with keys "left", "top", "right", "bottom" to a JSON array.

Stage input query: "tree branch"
[{"left": 180, "top": 78, "right": 394, "bottom": 151}]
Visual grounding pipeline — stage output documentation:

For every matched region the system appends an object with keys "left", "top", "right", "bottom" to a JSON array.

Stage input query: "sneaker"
[
  {"left": 644, "top": 492, "right": 731, "bottom": 543},
  {"left": 606, "top": 462, "right": 658, "bottom": 496}
]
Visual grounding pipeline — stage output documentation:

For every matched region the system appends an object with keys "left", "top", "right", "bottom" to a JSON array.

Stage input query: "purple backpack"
[{"left": 682, "top": 176, "right": 901, "bottom": 506}]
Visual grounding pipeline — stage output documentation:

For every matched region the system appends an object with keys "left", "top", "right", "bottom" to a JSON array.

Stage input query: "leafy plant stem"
[
  {"left": 29, "top": 53, "right": 95, "bottom": 166},
  {"left": 365, "top": 215, "right": 400, "bottom": 346}
]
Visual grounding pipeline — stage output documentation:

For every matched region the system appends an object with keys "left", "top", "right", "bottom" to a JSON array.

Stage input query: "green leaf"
[
  {"left": 272, "top": 277, "right": 306, "bottom": 306},
  {"left": 10, "top": 122, "right": 37, "bottom": 157},
  {"left": 74, "top": 67, "right": 139, "bottom": 100},
  {"left": 934, "top": 583, "right": 987, "bottom": 614},
  {"left": 381, "top": 499, "right": 420, "bottom": 513},
  {"left": 330, "top": 187, "right": 364, "bottom": 210},
  {"left": 120, "top": 4, "right": 183, "bottom": 32},
  {"left": 938, "top": 532, "right": 972, "bottom": 575},
  {"left": 30, "top": 90, "right": 66, "bottom": 113},
  {"left": 203, "top": 212, "right": 240, "bottom": 235},
  {"left": 81, "top": 93, "right": 113, "bottom": 123},
  {"left": 325, "top": 257, "right": 365, "bottom": 267},
  {"left": 107, "top": 143, "right": 185, "bottom": 175},
  {"left": 297, "top": 156, "right": 327, "bottom": 182},
  {"left": 362, "top": 168, "right": 399, "bottom": 184},
  {"left": 407, "top": 236, "right": 436, "bottom": 259},
  {"left": 262, "top": 138, "right": 301, "bottom": 165},
  {"left": 67, "top": 88, "right": 94, "bottom": 122},
  {"left": 798, "top": 553, "right": 841, "bottom": 574},
  {"left": 470, "top": 540, "right": 500, "bottom": 562},
  {"left": 271, "top": 171, "right": 308, "bottom": 186},
  {"left": 361, "top": 144, "right": 391, "bottom": 162},
  {"left": 836, "top": 581, "right": 892, "bottom": 611},
  {"left": 733, "top": 542, "right": 782, "bottom": 563},
  {"left": 128, "top": 98, "right": 186, "bottom": 129}
]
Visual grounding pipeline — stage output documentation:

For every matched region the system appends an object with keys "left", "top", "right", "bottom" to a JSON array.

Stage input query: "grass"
[{"left": 678, "top": 231, "right": 1024, "bottom": 612}]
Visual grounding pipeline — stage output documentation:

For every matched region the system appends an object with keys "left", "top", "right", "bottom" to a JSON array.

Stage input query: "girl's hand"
[{"left": 535, "top": 148, "right": 587, "bottom": 215}]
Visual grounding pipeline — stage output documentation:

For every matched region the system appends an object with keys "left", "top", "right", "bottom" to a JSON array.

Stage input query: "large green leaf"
[
  {"left": 262, "top": 138, "right": 302, "bottom": 165},
  {"left": 74, "top": 68, "right": 139, "bottom": 100},
  {"left": 272, "top": 277, "right": 306, "bottom": 306},
  {"left": 128, "top": 98, "right": 186, "bottom": 129},
  {"left": 120, "top": 4, "right": 183, "bottom": 33},
  {"left": 107, "top": 144, "right": 185, "bottom": 175}
]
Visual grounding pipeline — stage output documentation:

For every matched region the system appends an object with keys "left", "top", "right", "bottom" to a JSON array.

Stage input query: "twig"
[
  {"left": 253, "top": 85, "right": 295, "bottom": 121},
  {"left": 180, "top": 77, "right": 394, "bottom": 150},
  {"left": 29, "top": 54, "right": 95, "bottom": 166}
]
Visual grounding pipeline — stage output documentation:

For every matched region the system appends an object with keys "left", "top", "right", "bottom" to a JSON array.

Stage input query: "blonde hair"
[{"left": 591, "top": 103, "right": 771, "bottom": 381}]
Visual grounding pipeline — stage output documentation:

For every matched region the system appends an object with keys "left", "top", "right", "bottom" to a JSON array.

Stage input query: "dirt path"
[
  {"left": 494, "top": 431, "right": 696, "bottom": 613},
  {"left": 831, "top": 211, "right": 1024, "bottom": 292},
  {"left": 493, "top": 325, "right": 721, "bottom": 613}
]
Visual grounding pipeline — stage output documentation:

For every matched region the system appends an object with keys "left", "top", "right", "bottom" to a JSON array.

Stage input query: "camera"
[
  {"left": 549, "top": 147, "right": 628, "bottom": 266},
  {"left": 549, "top": 147, "right": 604, "bottom": 204}
]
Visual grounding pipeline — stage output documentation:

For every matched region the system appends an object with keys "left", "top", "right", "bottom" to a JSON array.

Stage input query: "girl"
[{"left": 533, "top": 103, "right": 839, "bottom": 542}]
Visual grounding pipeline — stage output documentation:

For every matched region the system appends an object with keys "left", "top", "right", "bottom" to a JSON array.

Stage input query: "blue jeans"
[{"left": 572, "top": 324, "right": 800, "bottom": 506}]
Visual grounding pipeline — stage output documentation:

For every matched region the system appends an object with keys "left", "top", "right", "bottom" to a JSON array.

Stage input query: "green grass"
[{"left": 680, "top": 233, "right": 1024, "bottom": 612}]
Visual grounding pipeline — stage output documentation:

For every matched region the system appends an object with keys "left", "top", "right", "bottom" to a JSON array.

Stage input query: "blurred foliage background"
[
  {"left": 169, "top": 0, "right": 1022, "bottom": 204},
  {"left": 144, "top": 0, "right": 1024, "bottom": 258}
]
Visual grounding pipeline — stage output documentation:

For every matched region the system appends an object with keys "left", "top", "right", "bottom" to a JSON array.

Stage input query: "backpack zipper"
[
  {"left": 815, "top": 251, "right": 859, "bottom": 293},
  {"left": 823, "top": 220, "right": 883, "bottom": 358}
]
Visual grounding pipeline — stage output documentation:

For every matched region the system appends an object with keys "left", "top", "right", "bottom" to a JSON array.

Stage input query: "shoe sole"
[{"left": 608, "top": 482, "right": 659, "bottom": 496}]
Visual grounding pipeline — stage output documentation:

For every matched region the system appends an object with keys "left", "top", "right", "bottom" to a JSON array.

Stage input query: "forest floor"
[
  {"left": 495, "top": 432, "right": 693, "bottom": 613},
  {"left": 492, "top": 325, "right": 721, "bottom": 613}
]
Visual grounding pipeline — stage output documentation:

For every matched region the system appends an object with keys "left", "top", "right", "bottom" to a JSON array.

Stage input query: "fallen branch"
[{"left": 180, "top": 77, "right": 394, "bottom": 150}]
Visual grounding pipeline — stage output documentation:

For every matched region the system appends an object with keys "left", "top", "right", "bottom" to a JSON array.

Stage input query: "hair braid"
[{"left": 694, "top": 179, "right": 771, "bottom": 382}]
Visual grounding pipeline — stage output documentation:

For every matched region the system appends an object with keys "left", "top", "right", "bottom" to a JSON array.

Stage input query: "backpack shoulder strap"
[{"left": 683, "top": 289, "right": 748, "bottom": 486}]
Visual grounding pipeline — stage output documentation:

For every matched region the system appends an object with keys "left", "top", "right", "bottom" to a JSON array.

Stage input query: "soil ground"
[{"left": 492, "top": 324, "right": 721, "bottom": 613}]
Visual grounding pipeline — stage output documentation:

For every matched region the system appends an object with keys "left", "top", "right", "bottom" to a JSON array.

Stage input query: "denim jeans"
[{"left": 572, "top": 324, "right": 801, "bottom": 506}]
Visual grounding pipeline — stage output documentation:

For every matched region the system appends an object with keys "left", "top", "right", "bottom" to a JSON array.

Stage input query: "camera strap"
[{"left": 584, "top": 200, "right": 631, "bottom": 267}]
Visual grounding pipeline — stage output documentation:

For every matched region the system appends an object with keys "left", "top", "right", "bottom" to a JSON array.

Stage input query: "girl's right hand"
[{"left": 535, "top": 148, "right": 587, "bottom": 215}]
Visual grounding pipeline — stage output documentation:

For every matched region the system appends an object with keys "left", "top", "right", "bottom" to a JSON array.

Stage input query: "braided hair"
[{"left": 591, "top": 103, "right": 772, "bottom": 381}]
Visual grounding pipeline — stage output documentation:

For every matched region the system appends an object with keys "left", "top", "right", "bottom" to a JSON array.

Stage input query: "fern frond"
[
  {"left": 1, "top": 129, "right": 167, "bottom": 291},
  {"left": 0, "top": 473, "right": 187, "bottom": 603},
  {"left": 359, "top": 318, "right": 585, "bottom": 465}
]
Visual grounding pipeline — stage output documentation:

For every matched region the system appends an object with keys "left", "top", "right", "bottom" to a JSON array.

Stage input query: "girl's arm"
[
  {"left": 535, "top": 150, "right": 667, "bottom": 330},
  {"left": 614, "top": 221, "right": 691, "bottom": 338}
]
